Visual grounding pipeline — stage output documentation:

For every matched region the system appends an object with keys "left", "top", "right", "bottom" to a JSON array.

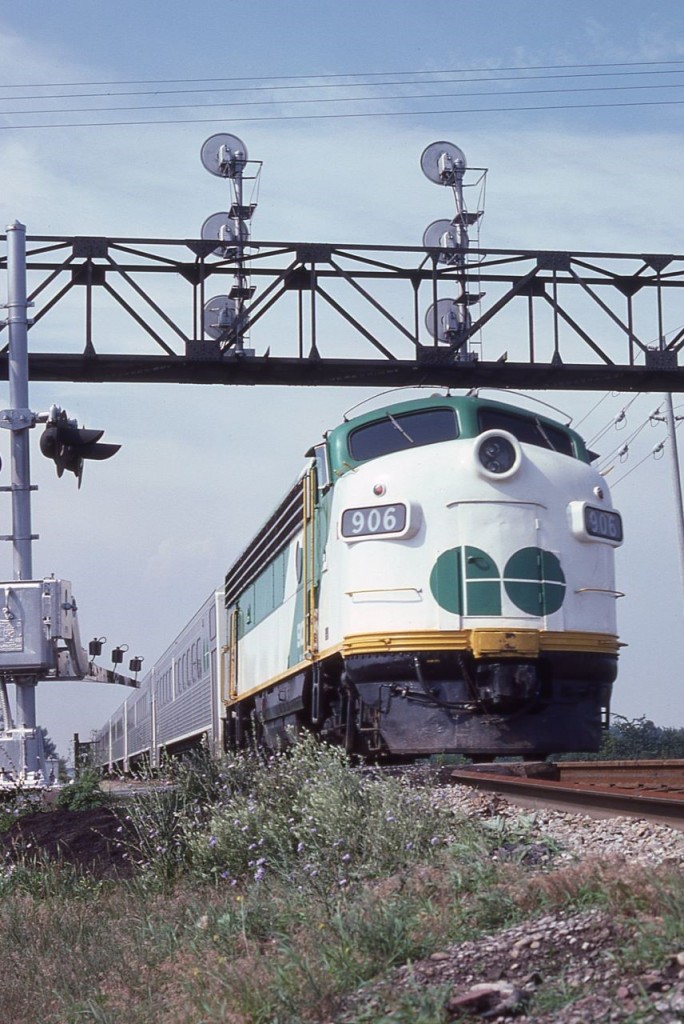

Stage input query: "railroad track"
[{"left": 447, "top": 760, "right": 684, "bottom": 831}]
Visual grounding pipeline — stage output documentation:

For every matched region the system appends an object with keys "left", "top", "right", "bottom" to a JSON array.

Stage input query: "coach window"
[{"left": 349, "top": 408, "right": 458, "bottom": 462}]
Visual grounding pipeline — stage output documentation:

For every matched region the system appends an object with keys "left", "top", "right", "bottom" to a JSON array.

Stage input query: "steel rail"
[{"left": 449, "top": 762, "right": 684, "bottom": 831}]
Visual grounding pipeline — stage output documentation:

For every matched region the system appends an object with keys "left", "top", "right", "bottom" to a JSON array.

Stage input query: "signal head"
[
  {"left": 40, "top": 408, "right": 120, "bottom": 486},
  {"left": 201, "top": 133, "right": 249, "bottom": 178},
  {"left": 420, "top": 141, "right": 467, "bottom": 185}
]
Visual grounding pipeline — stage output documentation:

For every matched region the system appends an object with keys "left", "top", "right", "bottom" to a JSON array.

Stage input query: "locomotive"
[{"left": 93, "top": 391, "right": 623, "bottom": 770}]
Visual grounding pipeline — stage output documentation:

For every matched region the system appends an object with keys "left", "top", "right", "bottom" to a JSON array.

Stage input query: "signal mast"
[
  {"left": 199, "top": 133, "right": 262, "bottom": 356},
  {"left": 420, "top": 140, "right": 487, "bottom": 361}
]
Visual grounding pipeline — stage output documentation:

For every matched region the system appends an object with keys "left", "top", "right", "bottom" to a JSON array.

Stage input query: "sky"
[{"left": 0, "top": 0, "right": 683, "bottom": 760}]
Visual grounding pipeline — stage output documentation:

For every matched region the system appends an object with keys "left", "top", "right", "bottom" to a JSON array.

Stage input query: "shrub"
[
  {"left": 182, "top": 735, "right": 455, "bottom": 889},
  {"left": 56, "top": 769, "right": 107, "bottom": 811}
]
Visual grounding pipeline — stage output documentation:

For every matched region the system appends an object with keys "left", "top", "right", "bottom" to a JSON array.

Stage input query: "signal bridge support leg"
[
  {"left": 6, "top": 221, "right": 33, "bottom": 582},
  {"left": 5, "top": 221, "right": 38, "bottom": 776}
]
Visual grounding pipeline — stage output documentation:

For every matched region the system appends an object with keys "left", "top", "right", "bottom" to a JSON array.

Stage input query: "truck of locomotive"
[{"left": 93, "top": 394, "right": 622, "bottom": 771}]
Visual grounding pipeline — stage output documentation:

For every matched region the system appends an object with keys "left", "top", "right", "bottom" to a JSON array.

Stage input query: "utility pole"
[{"left": 663, "top": 393, "right": 684, "bottom": 607}]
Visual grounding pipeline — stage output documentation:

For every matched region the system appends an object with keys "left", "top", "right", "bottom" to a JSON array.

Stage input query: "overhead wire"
[
  {"left": 2, "top": 56, "right": 683, "bottom": 90},
  {"left": 0, "top": 57, "right": 683, "bottom": 128},
  {"left": 609, "top": 429, "right": 673, "bottom": 487},
  {"left": 593, "top": 396, "right": 684, "bottom": 488},
  {"left": 582, "top": 318, "right": 684, "bottom": 479},
  {"left": 586, "top": 393, "right": 642, "bottom": 448},
  {"left": 2, "top": 97, "right": 684, "bottom": 131},
  {"left": 597, "top": 413, "right": 657, "bottom": 474},
  {"left": 4, "top": 66, "right": 684, "bottom": 103},
  {"left": 2, "top": 80, "right": 683, "bottom": 118},
  {"left": 574, "top": 390, "right": 620, "bottom": 429}
]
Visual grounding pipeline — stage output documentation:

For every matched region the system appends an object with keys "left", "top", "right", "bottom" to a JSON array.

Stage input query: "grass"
[
  {"left": 0, "top": 783, "right": 45, "bottom": 832},
  {"left": 0, "top": 735, "right": 682, "bottom": 1023}
]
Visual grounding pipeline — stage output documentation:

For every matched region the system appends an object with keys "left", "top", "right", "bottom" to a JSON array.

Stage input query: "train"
[{"left": 93, "top": 390, "right": 623, "bottom": 770}]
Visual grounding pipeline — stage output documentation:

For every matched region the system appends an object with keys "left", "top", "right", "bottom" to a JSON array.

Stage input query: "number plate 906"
[{"left": 341, "top": 503, "right": 407, "bottom": 538}]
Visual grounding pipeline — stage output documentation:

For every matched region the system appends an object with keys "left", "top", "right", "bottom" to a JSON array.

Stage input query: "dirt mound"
[{"left": 0, "top": 806, "right": 137, "bottom": 879}]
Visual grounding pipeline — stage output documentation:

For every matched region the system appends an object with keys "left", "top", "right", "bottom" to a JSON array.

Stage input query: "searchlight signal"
[{"left": 39, "top": 405, "right": 120, "bottom": 487}]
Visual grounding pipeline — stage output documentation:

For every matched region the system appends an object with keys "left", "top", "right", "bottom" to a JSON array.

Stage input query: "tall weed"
[{"left": 182, "top": 736, "right": 455, "bottom": 889}]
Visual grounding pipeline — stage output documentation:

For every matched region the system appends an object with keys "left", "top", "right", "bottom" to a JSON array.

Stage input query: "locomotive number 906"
[
  {"left": 584, "top": 505, "right": 623, "bottom": 542},
  {"left": 341, "top": 503, "right": 407, "bottom": 538}
]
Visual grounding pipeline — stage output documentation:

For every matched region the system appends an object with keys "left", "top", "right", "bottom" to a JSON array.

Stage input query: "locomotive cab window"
[
  {"left": 477, "top": 409, "right": 574, "bottom": 457},
  {"left": 349, "top": 408, "right": 459, "bottom": 462},
  {"left": 313, "top": 443, "right": 331, "bottom": 492}
]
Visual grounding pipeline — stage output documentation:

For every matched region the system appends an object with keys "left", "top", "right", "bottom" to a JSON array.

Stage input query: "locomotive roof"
[{"left": 325, "top": 393, "right": 591, "bottom": 476}]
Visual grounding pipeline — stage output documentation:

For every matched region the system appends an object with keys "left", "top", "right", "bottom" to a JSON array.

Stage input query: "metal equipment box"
[{"left": 0, "top": 578, "right": 74, "bottom": 676}]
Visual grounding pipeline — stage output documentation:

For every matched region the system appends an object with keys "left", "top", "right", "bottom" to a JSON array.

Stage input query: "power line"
[
  {"left": 4, "top": 66, "right": 684, "bottom": 103},
  {"left": 610, "top": 435, "right": 670, "bottom": 487},
  {"left": 587, "top": 393, "right": 642, "bottom": 447},
  {"left": 597, "top": 415, "right": 655, "bottom": 473},
  {"left": 574, "top": 390, "right": 620, "bottom": 429},
  {"left": 1, "top": 57, "right": 682, "bottom": 90},
  {"left": 2, "top": 97, "right": 684, "bottom": 131},
  {"left": 4, "top": 81, "right": 684, "bottom": 118}
]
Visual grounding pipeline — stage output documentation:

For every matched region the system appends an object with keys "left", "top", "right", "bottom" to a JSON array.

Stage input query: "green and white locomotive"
[{"left": 94, "top": 392, "right": 622, "bottom": 769}]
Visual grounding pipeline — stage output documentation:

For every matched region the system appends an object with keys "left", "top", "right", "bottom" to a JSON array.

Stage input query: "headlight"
[{"left": 474, "top": 430, "right": 521, "bottom": 479}]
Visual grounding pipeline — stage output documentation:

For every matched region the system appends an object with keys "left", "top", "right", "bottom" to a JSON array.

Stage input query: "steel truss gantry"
[{"left": 1, "top": 234, "right": 684, "bottom": 391}]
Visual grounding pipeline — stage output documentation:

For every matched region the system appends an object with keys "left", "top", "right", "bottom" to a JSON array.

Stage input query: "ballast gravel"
[
  {"left": 338, "top": 780, "right": 684, "bottom": 1023},
  {"left": 437, "top": 782, "right": 684, "bottom": 866}
]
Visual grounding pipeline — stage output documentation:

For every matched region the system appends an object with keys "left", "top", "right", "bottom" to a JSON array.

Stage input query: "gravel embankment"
[
  {"left": 340, "top": 783, "right": 684, "bottom": 1023},
  {"left": 440, "top": 782, "right": 684, "bottom": 866}
]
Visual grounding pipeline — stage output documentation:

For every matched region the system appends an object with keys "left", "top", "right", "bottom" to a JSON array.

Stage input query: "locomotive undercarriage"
[
  {"left": 228, "top": 647, "right": 616, "bottom": 760},
  {"left": 343, "top": 649, "right": 615, "bottom": 757}
]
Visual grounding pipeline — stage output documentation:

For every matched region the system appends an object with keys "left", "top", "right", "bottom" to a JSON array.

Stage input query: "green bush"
[
  {"left": 56, "top": 769, "right": 107, "bottom": 811},
  {"left": 554, "top": 714, "right": 684, "bottom": 761}
]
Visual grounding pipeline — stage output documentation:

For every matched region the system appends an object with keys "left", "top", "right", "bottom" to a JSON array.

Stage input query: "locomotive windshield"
[
  {"left": 478, "top": 408, "right": 574, "bottom": 457},
  {"left": 348, "top": 408, "right": 459, "bottom": 461}
]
